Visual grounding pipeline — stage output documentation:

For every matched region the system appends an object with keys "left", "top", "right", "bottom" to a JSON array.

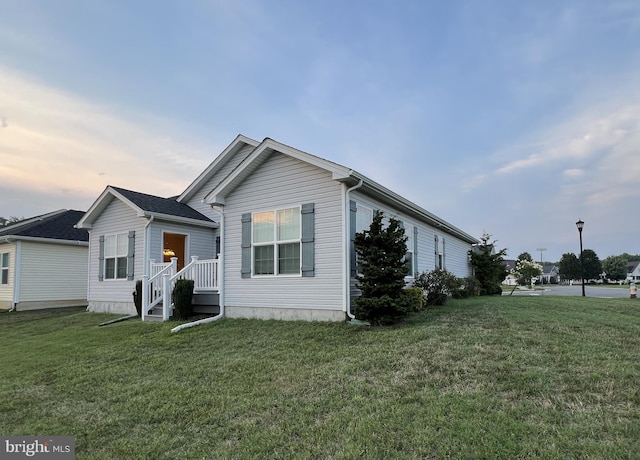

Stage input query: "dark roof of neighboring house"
[
  {"left": 627, "top": 261, "right": 640, "bottom": 272},
  {"left": 111, "top": 186, "right": 213, "bottom": 223},
  {"left": 502, "top": 259, "right": 516, "bottom": 270},
  {"left": 0, "top": 210, "right": 89, "bottom": 242}
]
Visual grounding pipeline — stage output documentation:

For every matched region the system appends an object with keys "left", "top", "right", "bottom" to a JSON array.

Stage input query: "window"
[
  {"left": 355, "top": 204, "right": 373, "bottom": 233},
  {"left": 252, "top": 207, "right": 301, "bottom": 276},
  {"left": 404, "top": 224, "right": 414, "bottom": 277},
  {"left": 104, "top": 233, "right": 129, "bottom": 279},
  {"left": 1, "top": 253, "right": 8, "bottom": 285}
]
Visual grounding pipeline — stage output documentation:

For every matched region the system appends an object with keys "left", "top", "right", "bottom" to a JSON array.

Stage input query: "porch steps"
[{"left": 144, "top": 304, "right": 170, "bottom": 322}]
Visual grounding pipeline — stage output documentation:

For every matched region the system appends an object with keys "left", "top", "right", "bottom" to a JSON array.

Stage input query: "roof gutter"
[
  {"left": 0, "top": 235, "right": 88, "bottom": 246},
  {"left": 139, "top": 211, "right": 218, "bottom": 229},
  {"left": 349, "top": 171, "right": 478, "bottom": 244}
]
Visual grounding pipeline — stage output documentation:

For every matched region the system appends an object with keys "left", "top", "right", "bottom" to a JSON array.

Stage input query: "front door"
[{"left": 163, "top": 233, "right": 187, "bottom": 271}]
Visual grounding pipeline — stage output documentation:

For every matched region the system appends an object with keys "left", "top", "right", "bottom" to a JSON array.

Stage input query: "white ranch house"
[
  {"left": 0, "top": 210, "right": 89, "bottom": 310},
  {"left": 77, "top": 135, "right": 478, "bottom": 323}
]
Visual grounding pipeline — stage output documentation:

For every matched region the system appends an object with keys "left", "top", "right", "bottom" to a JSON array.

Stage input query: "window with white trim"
[
  {"left": 1, "top": 252, "right": 8, "bottom": 285},
  {"left": 104, "top": 233, "right": 129, "bottom": 279},
  {"left": 404, "top": 223, "right": 414, "bottom": 277},
  {"left": 253, "top": 207, "right": 301, "bottom": 276},
  {"left": 355, "top": 204, "right": 373, "bottom": 233}
]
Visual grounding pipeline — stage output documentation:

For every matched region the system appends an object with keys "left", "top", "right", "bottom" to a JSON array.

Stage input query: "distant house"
[
  {"left": 77, "top": 135, "right": 478, "bottom": 322},
  {"left": 502, "top": 259, "right": 518, "bottom": 285},
  {"left": 627, "top": 261, "right": 640, "bottom": 283},
  {"left": 0, "top": 210, "right": 89, "bottom": 310},
  {"left": 541, "top": 264, "right": 560, "bottom": 284}
]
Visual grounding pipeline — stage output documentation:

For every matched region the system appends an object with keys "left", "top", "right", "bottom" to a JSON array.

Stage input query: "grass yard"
[{"left": 1, "top": 297, "right": 639, "bottom": 459}]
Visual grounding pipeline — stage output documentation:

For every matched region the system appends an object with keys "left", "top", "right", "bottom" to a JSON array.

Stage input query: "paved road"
[{"left": 505, "top": 284, "right": 635, "bottom": 298}]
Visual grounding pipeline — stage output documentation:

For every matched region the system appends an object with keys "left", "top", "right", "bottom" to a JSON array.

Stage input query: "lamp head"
[{"left": 576, "top": 219, "right": 584, "bottom": 231}]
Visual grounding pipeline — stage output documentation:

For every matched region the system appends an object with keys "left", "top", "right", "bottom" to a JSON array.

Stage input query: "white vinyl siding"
[
  {"left": 183, "top": 143, "right": 255, "bottom": 219},
  {"left": 88, "top": 199, "right": 145, "bottom": 304},
  {"left": 17, "top": 242, "right": 87, "bottom": 302},
  {"left": 224, "top": 152, "right": 344, "bottom": 311}
]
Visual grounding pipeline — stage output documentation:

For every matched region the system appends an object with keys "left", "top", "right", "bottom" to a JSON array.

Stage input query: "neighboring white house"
[
  {"left": 627, "top": 261, "right": 640, "bottom": 283},
  {"left": 77, "top": 135, "right": 478, "bottom": 322},
  {"left": 0, "top": 210, "right": 89, "bottom": 310}
]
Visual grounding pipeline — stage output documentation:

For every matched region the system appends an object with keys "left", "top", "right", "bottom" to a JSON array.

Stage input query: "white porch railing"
[{"left": 142, "top": 256, "right": 220, "bottom": 321}]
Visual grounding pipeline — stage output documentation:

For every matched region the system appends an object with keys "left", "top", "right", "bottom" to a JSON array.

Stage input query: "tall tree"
[
  {"left": 581, "top": 249, "right": 602, "bottom": 280},
  {"left": 468, "top": 232, "right": 507, "bottom": 295},
  {"left": 559, "top": 253, "right": 581, "bottom": 281},
  {"left": 517, "top": 252, "right": 533, "bottom": 262},
  {"left": 602, "top": 255, "right": 627, "bottom": 282}
]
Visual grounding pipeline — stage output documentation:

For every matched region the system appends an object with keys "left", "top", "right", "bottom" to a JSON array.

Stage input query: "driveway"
[{"left": 504, "top": 284, "right": 634, "bottom": 298}]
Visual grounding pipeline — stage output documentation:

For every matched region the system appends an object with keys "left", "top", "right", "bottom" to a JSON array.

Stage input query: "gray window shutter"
[
  {"left": 350, "top": 200, "right": 357, "bottom": 277},
  {"left": 434, "top": 235, "right": 439, "bottom": 269},
  {"left": 301, "top": 203, "right": 315, "bottom": 277},
  {"left": 442, "top": 238, "right": 446, "bottom": 270},
  {"left": 126, "top": 231, "right": 135, "bottom": 280},
  {"left": 241, "top": 213, "right": 252, "bottom": 278},
  {"left": 414, "top": 227, "right": 419, "bottom": 275},
  {"left": 215, "top": 236, "right": 221, "bottom": 258},
  {"left": 98, "top": 235, "right": 105, "bottom": 281}
]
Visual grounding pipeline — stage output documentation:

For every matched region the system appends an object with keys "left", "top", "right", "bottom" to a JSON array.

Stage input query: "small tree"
[
  {"left": 512, "top": 259, "right": 542, "bottom": 287},
  {"left": 354, "top": 212, "right": 410, "bottom": 324},
  {"left": 468, "top": 232, "right": 507, "bottom": 295}
]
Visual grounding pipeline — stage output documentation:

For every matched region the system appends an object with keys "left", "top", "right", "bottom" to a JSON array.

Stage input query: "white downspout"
[
  {"left": 85, "top": 229, "right": 91, "bottom": 311},
  {"left": 171, "top": 205, "right": 225, "bottom": 333},
  {"left": 144, "top": 216, "right": 154, "bottom": 276},
  {"left": 343, "top": 179, "right": 363, "bottom": 319},
  {"left": 12, "top": 240, "right": 21, "bottom": 311}
]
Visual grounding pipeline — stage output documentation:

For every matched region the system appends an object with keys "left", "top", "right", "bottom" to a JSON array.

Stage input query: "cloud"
[{"left": 0, "top": 65, "right": 215, "bottom": 216}]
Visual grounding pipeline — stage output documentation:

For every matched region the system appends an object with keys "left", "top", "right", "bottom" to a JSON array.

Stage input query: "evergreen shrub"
[{"left": 172, "top": 279, "right": 194, "bottom": 320}]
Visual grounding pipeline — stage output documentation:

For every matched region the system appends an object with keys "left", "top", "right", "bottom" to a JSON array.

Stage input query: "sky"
[{"left": 1, "top": 0, "right": 639, "bottom": 263}]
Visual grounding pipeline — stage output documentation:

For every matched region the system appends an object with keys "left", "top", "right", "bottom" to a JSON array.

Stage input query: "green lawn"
[{"left": 1, "top": 297, "right": 639, "bottom": 459}]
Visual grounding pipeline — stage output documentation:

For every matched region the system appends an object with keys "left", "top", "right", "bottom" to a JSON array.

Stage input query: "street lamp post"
[
  {"left": 536, "top": 247, "right": 546, "bottom": 294},
  {"left": 576, "top": 219, "right": 585, "bottom": 297}
]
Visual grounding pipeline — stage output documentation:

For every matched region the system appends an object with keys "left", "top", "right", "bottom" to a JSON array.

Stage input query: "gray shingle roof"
[
  {"left": 111, "top": 186, "right": 213, "bottom": 223},
  {"left": 0, "top": 210, "right": 89, "bottom": 241}
]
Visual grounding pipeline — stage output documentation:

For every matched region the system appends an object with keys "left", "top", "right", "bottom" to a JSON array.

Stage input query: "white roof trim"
[
  {"left": 76, "top": 186, "right": 144, "bottom": 229},
  {"left": 177, "top": 134, "right": 260, "bottom": 203}
]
